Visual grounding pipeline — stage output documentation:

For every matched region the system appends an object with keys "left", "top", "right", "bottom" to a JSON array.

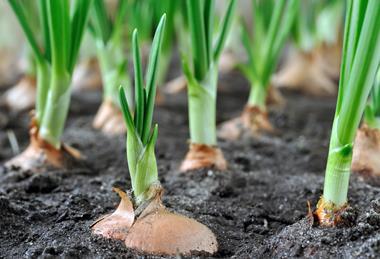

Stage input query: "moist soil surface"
[{"left": 0, "top": 70, "right": 379, "bottom": 258}]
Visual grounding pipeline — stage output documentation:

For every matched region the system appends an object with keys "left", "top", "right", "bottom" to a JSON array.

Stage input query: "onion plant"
[
  {"left": 119, "top": 27, "right": 162, "bottom": 204},
  {"left": 241, "top": 0, "right": 298, "bottom": 110},
  {"left": 179, "top": 0, "right": 236, "bottom": 172},
  {"left": 273, "top": 0, "right": 345, "bottom": 96},
  {"left": 89, "top": 0, "right": 132, "bottom": 134},
  {"left": 316, "top": 0, "right": 380, "bottom": 226},
  {"left": 7, "top": 0, "right": 92, "bottom": 169},
  {"left": 218, "top": 0, "right": 298, "bottom": 140},
  {"left": 92, "top": 15, "right": 217, "bottom": 256}
]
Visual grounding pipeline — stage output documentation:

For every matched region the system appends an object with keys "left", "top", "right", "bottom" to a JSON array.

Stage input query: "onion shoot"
[
  {"left": 6, "top": 0, "right": 92, "bottom": 170},
  {"left": 92, "top": 15, "right": 218, "bottom": 255},
  {"left": 180, "top": 0, "right": 237, "bottom": 172},
  {"left": 315, "top": 0, "right": 380, "bottom": 226},
  {"left": 219, "top": 0, "right": 298, "bottom": 140}
]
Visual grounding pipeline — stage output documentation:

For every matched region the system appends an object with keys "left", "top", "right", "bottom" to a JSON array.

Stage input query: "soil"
[{"left": 0, "top": 68, "right": 379, "bottom": 258}]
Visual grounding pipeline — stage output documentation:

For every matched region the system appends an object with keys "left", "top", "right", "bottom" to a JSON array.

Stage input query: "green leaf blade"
[
  {"left": 186, "top": 0, "right": 209, "bottom": 80},
  {"left": 68, "top": 0, "right": 92, "bottom": 73},
  {"left": 46, "top": 0, "right": 70, "bottom": 74},
  {"left": 141, "top": 14, "right": 166, "bottom": 144},
  {"left": 337, "top": 0, "right": 380, "bottom": 144},
  {"left": 132, "top": 29, "right": 145, "bottom": 136},
  {"left": 134, "top": 127, "right": 158, "bottom": 202},
  {"left": 119, "top": 86, "right": 135, "bottom": 134},
  {"left": 213, "top": 0, "right": 237, "bottom": 62}
]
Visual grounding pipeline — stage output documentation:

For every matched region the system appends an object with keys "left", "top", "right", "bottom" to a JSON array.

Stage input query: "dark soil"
[{"left": 0, "top": 70, "right": 379, "bottom": 259}]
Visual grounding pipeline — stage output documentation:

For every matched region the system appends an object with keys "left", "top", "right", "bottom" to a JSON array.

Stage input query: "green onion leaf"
[
  {"left": 92, "top": 0, "right": 112, "bottom": 44},
  {"left": 213, "top": 0, "right": 237, "bottom": 62},
  {"left": 323, "top": 0, "right": 380, "bottom": 207},
  {"left": 119, "top": 86, "right": 135, "bottom": 134},
  {"left": 38, "top": 0, "right": 51, "bottom": 62},
  {"left": 133, "top": 29, "right": 145, "bottom": 136},
  {"left": 68, "top": 0, "right": 93, "bottom": 74},
  {"left": 142, "top": 14, "right": 166, "bottom": 144},
  {"left": 186, "top": 0, "right": 208, "bottom": 80}
]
